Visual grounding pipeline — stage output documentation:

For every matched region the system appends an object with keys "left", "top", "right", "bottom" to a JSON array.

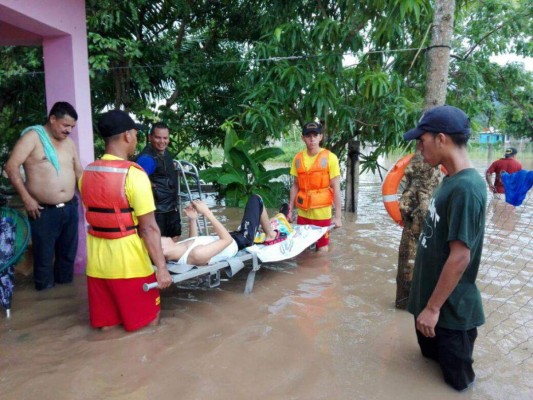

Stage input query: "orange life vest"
[
  {"left": 81, "top": 159, "right": 142, "bottom": 239},
  {"left": 294, "top": 149, "right": 333, "bottom": 210}
]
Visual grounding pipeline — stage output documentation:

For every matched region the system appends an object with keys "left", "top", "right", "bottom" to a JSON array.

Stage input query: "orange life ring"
[
  {"left": 382, "top": 154, "right": 447, "bottom": 226},
  {"left": 382, "top": 154, "right": 414, "bottom": 226}
]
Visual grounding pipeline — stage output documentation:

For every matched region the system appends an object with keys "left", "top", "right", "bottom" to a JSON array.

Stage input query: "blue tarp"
[{"left": 502, "top": 170, "right": 533, "bottom": 207}]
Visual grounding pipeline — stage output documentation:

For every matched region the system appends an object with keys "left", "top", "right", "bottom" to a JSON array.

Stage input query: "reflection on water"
[{"left": 1, "top": 153, "right": 532, "bottom": 400}]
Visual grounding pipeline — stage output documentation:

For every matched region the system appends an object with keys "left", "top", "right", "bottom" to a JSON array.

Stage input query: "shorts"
[
  {"left": 297, "top": 216, "right": 331, "bottom": 248},
  {"left": 155, "top": 209, "right": 182, "bottom": 237},
  {"left": 87, "top": 275, "right": 160, "bottom": 332},
  {"left": 415, "top": 322, "right": 478, "bottom": 391}
]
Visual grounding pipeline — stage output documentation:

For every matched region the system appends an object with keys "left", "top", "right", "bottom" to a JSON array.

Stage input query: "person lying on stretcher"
[{"left": 161, "top": 194, "right": 289, "bottom": 266}]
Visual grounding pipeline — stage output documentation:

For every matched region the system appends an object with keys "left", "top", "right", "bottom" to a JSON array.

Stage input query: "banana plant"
[{"left": 201, "top": 123, "right": 289, "bottom": 207}]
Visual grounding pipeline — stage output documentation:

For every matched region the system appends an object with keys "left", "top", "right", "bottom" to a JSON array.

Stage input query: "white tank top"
[{"left": 176, "top": 236, "right": 239, "bottom": 265}]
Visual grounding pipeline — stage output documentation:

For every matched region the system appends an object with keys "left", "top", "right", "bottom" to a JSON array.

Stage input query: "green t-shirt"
[{"left": 407, "top": 168, "right": 487, "bottom": 330}]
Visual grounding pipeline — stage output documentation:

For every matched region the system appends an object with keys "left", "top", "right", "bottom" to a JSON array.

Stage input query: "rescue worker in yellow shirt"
[{"left": 288, "top": 121, "right": 342, "bottom": 252}]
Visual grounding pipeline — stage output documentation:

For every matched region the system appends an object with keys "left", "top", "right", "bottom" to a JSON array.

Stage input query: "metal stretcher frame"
[{"left": 143, "top": 251, "right": 262, "bottom": 294}]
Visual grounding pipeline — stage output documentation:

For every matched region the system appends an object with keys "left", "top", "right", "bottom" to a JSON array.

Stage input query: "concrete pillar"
[{"left": 42, "top": 32, "right": 92, "bottom": 273}]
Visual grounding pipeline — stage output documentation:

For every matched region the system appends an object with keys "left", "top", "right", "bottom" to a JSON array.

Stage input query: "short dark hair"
[
  {"left": 429, "top": 132, "right": 470, "bottom": 146},
  {"left": 48, "top": 102, "right": 78, "bottom": 121},
  {"left": 150, "top": 122, "right": 169, "bottom": 135},
  {"left": 447, "top": 133, "right": 469, "bottom": 146}
]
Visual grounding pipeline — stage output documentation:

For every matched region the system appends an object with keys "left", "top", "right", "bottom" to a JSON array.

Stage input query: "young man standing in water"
[
  {"left": 404, "top": 105, "right": 487, "bottom": 391},
  {"left": 80, "top": 110, "right": 172, "bottom": 332},
  {"left": 288, "top": 121, "right": 342, "bottom": 252},
  {"left": 6, "top": 102, "right": 83, "bottom": 291}
]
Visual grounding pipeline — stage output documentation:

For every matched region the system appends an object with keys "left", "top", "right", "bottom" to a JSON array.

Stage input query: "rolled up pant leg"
[{"left": 230, "top": 194, "right": 263, "bottom": 249}]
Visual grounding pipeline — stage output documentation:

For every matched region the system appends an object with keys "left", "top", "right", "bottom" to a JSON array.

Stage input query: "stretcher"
[
  {"left": 144, "top": 250, "right": 261, "bottom": 294},
  {"left": 143, "top": 224, "right": 331, "bottom": 294}
]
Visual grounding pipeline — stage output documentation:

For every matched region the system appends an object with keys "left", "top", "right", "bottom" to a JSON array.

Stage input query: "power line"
[{"left": 0, "top": 47, "right": 426, "bottom": 78}]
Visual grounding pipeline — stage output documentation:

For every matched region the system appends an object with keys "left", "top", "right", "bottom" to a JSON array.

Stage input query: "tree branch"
[
  {"left": 166, "top": 19, "right": 190, "bottom": 107},
  {"left": 317, "top": 0, "right": 328, "bottom": 18},
  {"left": 355, "top": 119, "right": 377, "bottom": 127},
  {"left": 462, "top": 10, "right": 533, "bottom": 60},
  {"left": 408, "top": 23, "right": 432, "bottom": 73},
  {"left": 462, "top": 22, "right": 506, "bottom": 60}
]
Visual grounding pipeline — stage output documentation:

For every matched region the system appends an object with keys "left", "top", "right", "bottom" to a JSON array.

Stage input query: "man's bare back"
[{"left": 6, "top": 118, "right": 82, "bottom": 219}]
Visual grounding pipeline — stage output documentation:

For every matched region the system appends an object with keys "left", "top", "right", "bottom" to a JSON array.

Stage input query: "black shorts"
[
  {"left": 230, "top": 194, "right": 264, "bottom": 250},
  {"left": 415, "top": 322, "right": 478, "bottom": 391},
  {"left": 155, "top": 209, "right": 182, "bottom": 238}
]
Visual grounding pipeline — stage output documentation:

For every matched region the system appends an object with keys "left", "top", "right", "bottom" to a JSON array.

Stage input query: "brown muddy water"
[{"left": 1, "top": 155, "right": 532, "bottom": 400}]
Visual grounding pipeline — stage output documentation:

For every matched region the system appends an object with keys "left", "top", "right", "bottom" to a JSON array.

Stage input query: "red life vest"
[
  {"left": 81, "top": 159, "right": 142, "bottom": 239},
  {"left": 294, "top": 149, "right": 333, "bottom": 210}
]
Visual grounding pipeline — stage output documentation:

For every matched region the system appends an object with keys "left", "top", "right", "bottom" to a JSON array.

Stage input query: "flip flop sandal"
[{"left": 262, "top": 230, "right": 287, "bottom": 246}]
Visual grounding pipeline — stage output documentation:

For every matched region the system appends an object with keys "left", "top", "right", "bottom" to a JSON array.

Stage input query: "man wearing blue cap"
[
  {"left": 485, "top": 147, "right": 522, "bottom": 194},
  {"left": 403, "top": 105, "right": 487, "bottom": 391}
]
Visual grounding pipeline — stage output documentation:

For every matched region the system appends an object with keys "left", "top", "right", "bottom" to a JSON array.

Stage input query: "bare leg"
[
  {"left": 161, "top": 236, "right": 174, "bottom": 248},
  {"left": 148, "top": 311, "right": 161, "bottom": 327},
  {"left": 259, "top": 207, "right": 277, "bottom": 241},
  {"left": 99, "top": 324, "right": 120, "bottom": 331},
  {"left": 317, "top": 245, "right": 329, "bottom": 252}
]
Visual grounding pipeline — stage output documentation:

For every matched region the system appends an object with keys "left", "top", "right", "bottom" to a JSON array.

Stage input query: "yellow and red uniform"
[
  {"left": 79, "top": 154, "right": 159, "bottom": 331},
  {"left": 80, "top": 155, "right": 156, "bottom": 279},
  {"left": 294, "top": 149, "right": 334, "bottom": 211},
  {"left": 290, "top": 148, "right": 340, "bottom": 248},
  {"left": 290, "top": 149, "right": 340, "bottom": 221}
]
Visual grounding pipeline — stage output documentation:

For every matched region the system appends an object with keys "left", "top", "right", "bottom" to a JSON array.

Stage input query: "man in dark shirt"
[
  {"left": 136, "top": 123, "right": 181, "bottom": 240},
  {"left": 404, "top": 105, "right": 487, "bottom": 391},
  {"left": 485, "top": 147, "right": 522, "bottom": 194}
]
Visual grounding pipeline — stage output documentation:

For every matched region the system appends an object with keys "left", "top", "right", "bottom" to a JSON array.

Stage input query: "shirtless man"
[{"left": 6, "top": 102, "right": 83, "bottom": 290}]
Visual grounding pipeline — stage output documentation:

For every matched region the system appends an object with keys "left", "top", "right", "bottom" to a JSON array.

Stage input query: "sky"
[{"left": 491, "top": 54, "right": 533, "bottom": 71}]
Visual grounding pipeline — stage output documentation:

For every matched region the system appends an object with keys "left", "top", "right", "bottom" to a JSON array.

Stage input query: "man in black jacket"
[{"left": 136, "top": 122, "right": 181, "bottom": 240}]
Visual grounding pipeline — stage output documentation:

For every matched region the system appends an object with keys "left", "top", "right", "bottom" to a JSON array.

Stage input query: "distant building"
[{"left": 477, "top": 132, "right": 508, "bottom": 144}]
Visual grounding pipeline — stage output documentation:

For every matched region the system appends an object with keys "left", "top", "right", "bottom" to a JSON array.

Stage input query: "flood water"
[{"left": 1, "top": 153, "right": 532, "bottom": 400}]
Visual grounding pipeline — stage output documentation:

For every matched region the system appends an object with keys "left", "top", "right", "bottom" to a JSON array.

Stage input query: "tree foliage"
[
  {"left": 1, "top": 0, "right": 532, "bottom": 196},
  {"left": 85, "top": 0, "right": 264, "bottom": 166},
  {"left": 0, "top": 46, "right": 46, "bottom": 180},
  {"left": 200, "top": 121, "right": 289, "bottom": 207}
]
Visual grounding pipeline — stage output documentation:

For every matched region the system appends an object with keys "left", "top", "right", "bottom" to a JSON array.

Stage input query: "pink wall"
[{"left": 0, "top": 0, "right": 93, "bottom": 272}]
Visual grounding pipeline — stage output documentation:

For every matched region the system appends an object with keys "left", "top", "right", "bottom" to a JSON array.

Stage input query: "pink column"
[
  {"left": 42, "top": 26, "right": 93, "bottom": 275},
  {"left": 1, "top": 0, "right": 94, "bottom": 273}
]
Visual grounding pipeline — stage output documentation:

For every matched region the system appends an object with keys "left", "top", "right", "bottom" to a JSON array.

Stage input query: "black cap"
[
  {"left": 97, "top": 109, "right": 146, "bottom": 138},
  {"left": 504, "top": 147, "right": 517, "bottom": 158},
  {"left": 302, "top": 121, "right": 322, "bottom": 135},
  {"left": 403, "top": 105, "right": 470, "bottom": 140}
]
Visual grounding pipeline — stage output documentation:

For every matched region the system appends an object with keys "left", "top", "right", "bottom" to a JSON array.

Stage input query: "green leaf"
[
  {"left": 251, "top": 147, "right": 285, "bottom": 163},
  {"left": 274, "top": 27, "right": 282, "bottom": 43},
  {"left": 218, "top": 173, "right": 247, "bottom": 186}
]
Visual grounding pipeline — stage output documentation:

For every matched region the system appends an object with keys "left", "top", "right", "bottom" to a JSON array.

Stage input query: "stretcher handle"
[{"left": 143, "top": 282, "right": 158, "bottom": 292}]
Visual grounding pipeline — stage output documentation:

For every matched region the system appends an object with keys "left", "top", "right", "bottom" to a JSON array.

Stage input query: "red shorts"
[
  {"left": 87, "top": 275, "right": 160, "bottom": 332},
  {"left": 297, "top": 216, "right": 331, "bottom": 248}
]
